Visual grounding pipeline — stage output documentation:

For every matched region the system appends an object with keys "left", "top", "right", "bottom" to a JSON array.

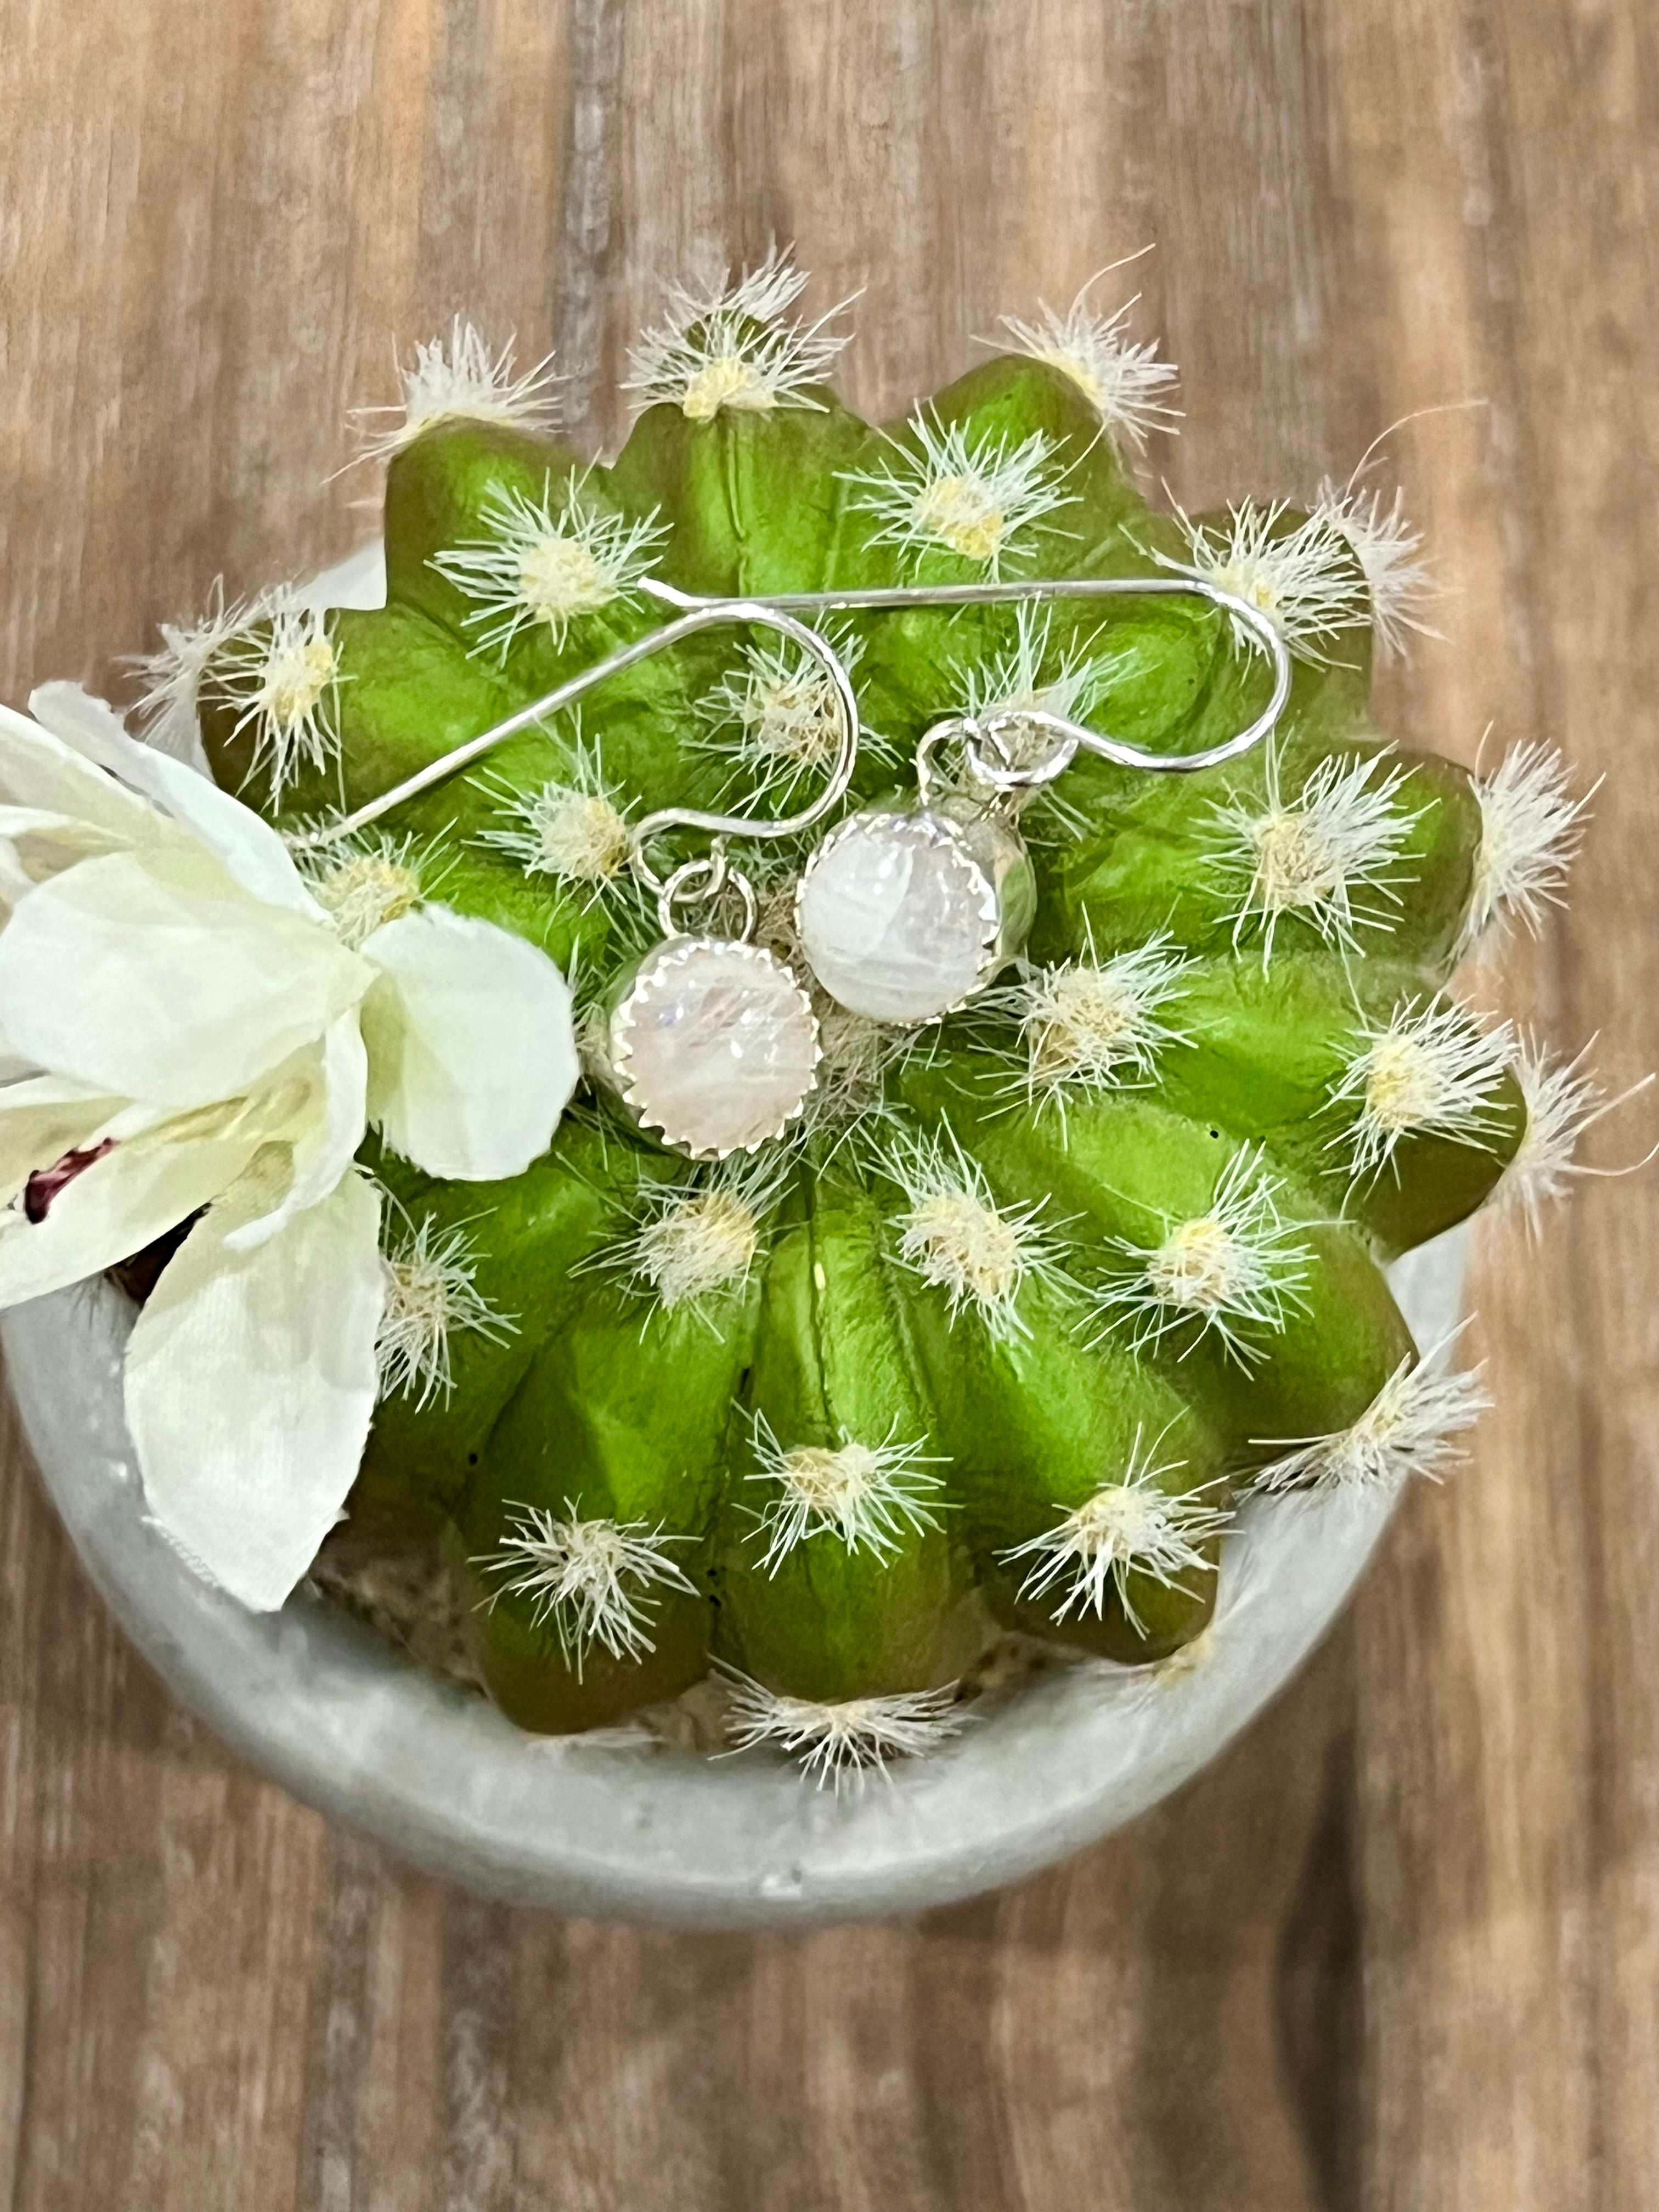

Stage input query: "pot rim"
[{"left": 3, "top": 1228, "right": 1466, "bottom": 1927}]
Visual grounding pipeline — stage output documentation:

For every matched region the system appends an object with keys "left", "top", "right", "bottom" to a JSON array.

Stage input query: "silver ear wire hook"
[
  {"left": 623, "top": 600, "right": 860, "bottom": 895},
  {"left": 287, "top": 569, "right": 1290, "bottom": 856},
  {"left": 637, "top": 573, "right": 1293, "bottom": 778},
  {"left": 287, "top": 596, "right": 860, "bottom": 867}
]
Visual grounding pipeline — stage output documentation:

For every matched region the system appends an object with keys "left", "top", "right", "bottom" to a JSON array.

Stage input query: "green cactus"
[{"left": 180, "top": 260, "right": 1582, "bottom": 1776}]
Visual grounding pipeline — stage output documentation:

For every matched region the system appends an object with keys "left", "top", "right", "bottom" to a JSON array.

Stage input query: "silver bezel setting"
[
  {"left": 607, "top": 934, "right": 823, "bottom": 1161},
  {"left": 794, "top": 805, "right": 1006, "bottom": 1026}
]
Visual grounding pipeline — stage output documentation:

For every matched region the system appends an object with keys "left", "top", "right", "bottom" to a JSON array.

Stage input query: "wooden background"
[{"left": 3, "top": 2, "right": 1657, "bottom": 2205}]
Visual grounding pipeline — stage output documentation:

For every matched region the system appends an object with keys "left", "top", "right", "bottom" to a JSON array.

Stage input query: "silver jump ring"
[
  {"left": 656, "top": 852, "right": 758, "bottom": 944},
  {"left": 915, "top": 713, "right": 1081, "bottom": 804},
  {"left": 913, "top": 720, "right": 963, "bottom": 808},
  {"left": 966, "top": 709, "right": 1081, "bottom": 792}
]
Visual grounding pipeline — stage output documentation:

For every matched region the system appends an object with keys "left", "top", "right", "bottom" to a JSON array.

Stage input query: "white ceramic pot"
[{"left": 3, "top": 1228, "right": 1465, "bottom": 1927}]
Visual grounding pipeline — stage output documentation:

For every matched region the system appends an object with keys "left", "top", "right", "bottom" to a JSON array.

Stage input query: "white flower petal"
[
  {"left": 0, "top": 1071, "right": 122, "bottom": 1204},
  {"left": 0, "top": 845, "right": 35, "bottom": 920},
  {"left": 124, "top": 1166, "right": 385, "bottom": 1611},
  {"left": 145, "top": 693, "right": 213, "bottom": 777},
  {"left": 0, "top": 849, "right": 373, "bottom": 1107},
  {"left": 29, "top": 682, "right": 323, "bottom": 919},
  {"left": 359, "top": 904, "right": 577, "bottom": 1180},
  {"left": 0, "top": 806, "right": 140, "bottom": 908},
  {"left": 223, "top": 1014, "right": 369, "bottom": 1251},
  {"left": 0, "top": 803, "right": 120, "bottom": 843},
  {"left": 0, "top": 806, "right": 78, "bottom": 833},
  {"left": 0, "top": 1122, "right": 257, "bottom": 1308},
  {"left": 300, "top": 542, "right": 388, "bottom": 613},
  {"left": 0, "top": 699, "right": 159, "bottom": 847},
  {"left": 0, "top": 1034, "right": 36, "bottom": 1084}
]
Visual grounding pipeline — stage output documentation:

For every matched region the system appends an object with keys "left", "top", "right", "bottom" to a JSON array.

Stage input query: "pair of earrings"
[{"left": 301, "top": 573, "right": 1289, "bottom": 1160}]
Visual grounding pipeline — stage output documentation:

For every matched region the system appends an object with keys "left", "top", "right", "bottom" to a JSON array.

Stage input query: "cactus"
[{"left": 172, "top": 258, "right": 1594, "bottom": 1780}]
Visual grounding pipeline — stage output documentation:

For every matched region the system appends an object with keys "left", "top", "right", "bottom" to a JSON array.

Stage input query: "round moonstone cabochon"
[
  {"left": 610, "top": 936, "right": 822, "bottom": 1158},
  {"left": 795, "top": 809, "right": 1001, "bottom": 1024}
]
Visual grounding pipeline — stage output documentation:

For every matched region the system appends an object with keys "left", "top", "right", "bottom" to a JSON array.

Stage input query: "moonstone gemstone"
[
  {"left": 612, "top": 937, "right": 821, "bottom": 1158},
  {"left": 795, "top": 811, "right": 998, "bottom": 1024}
]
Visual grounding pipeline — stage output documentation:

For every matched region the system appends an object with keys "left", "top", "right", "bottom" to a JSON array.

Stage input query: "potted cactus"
[{"left": 0, "top": 253, "right": 1605, "bottom": 1825}]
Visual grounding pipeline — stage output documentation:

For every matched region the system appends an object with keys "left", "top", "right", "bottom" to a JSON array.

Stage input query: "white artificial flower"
[{"left": 0, "top": 682, "right": 580, "bottom": 1610}]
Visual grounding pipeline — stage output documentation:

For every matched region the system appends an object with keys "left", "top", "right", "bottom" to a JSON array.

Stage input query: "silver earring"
[
  {"left": 591, "top": 602, "right": 857, "bottom": 1158},
  {"left": 291, "top": 592, "right": 858, "bottom": 1160},
  {"left": 781, "top": 575, "right": 1291, "bottom": 1028},
  {"left": 295, "top": 573, "right": 1288, "bottom": 1113},
  {"left": 792, "top": 716, "right": 1039, "bottom": 1025},
  {"left": 596, "top": 843, "right": 821, "bottom": 1159}
]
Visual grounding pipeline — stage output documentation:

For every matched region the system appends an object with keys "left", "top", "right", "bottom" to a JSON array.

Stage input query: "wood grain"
[{"left": 3, "top": 1, "right": 1657, "bottom": 2205}]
